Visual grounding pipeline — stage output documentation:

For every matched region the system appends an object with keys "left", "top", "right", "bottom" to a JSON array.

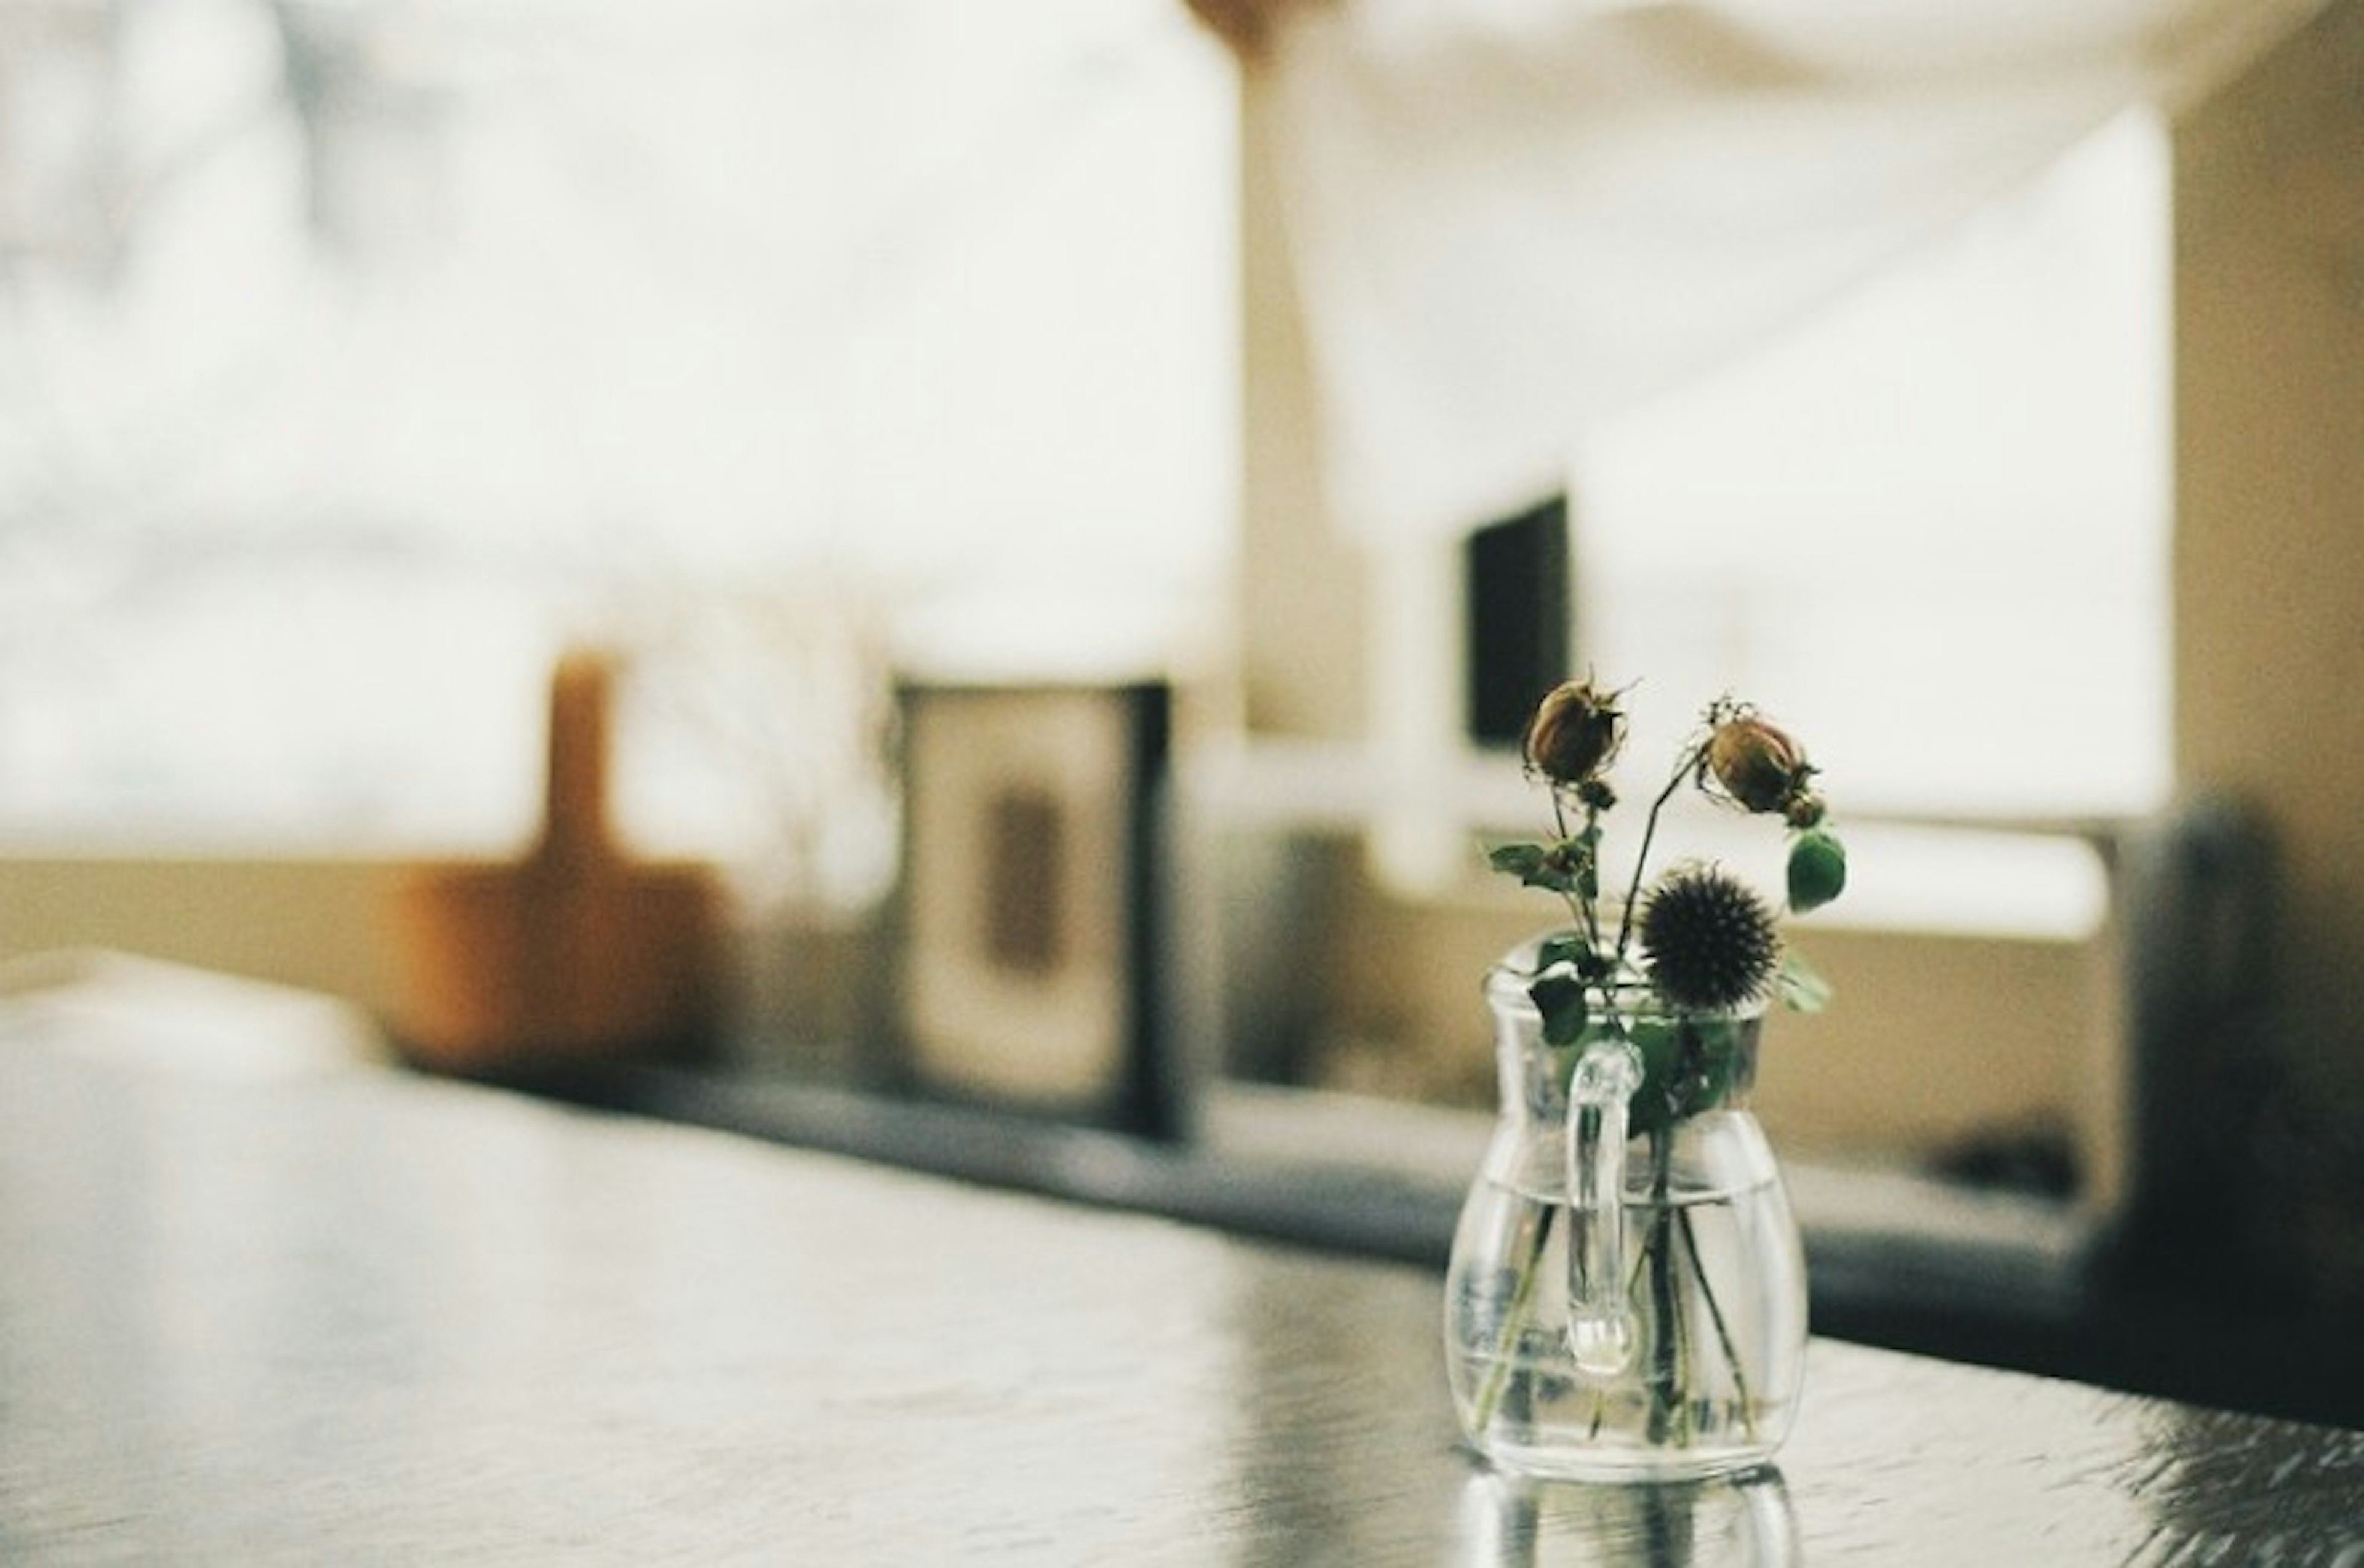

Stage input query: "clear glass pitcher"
[{"left": 1444, "top": 938, "right": 1808, "bottom": 1481}]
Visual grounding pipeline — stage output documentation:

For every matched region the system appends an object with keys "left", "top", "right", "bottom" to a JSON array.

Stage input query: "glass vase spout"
[{"left": 1444, "top": 936, "right": 1809, "bottom": 1482}]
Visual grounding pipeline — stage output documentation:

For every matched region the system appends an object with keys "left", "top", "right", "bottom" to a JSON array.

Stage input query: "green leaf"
[
  {"left": 1536, "top": 931, "right": 1591, "bottom": 974},
  {"left": 1623, "top": 1015, "right": 1747, "bottom": 1136},
  {"left": 1625, "top": 1018, "right": 1678, "bottom": 1136},
  {"left": 1676, "top": 1018, "right": 1742, "bottom": 1122},
  {"left": 1787, "top": 829, "right": 1847, "bottom": 913},
  {"left": 1778, "top": 950, "right": 1834, "bottom": 1014},
  {"left": 1489, "top": 843, "right": 1547, "bottom": 878},
  {"left": 1530, "top": 973, "right": 1590, "bottom": 1046},
  {"left": 1489, "top": 840, "right": 1580, "bottom": 895},
  {"left": 1625, "top": 1035, "right": 1665, "bottom": 1127}
]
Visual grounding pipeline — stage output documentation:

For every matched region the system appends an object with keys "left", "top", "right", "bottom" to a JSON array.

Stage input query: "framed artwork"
[{"left": 888, "top": 680, "right": 1180, "bottom": 1138}]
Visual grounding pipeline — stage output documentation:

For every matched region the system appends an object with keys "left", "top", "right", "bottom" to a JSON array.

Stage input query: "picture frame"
[{"left": 887, "top": 678, "right": 1180, "bottom": 1138}]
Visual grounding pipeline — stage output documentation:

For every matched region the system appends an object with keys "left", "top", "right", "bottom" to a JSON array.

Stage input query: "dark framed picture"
[{"left": 889, "top": 679, "right": 1180, "bottom": 1138}]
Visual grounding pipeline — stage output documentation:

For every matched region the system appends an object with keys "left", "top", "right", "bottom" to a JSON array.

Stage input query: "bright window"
[
  {"left": 1570, "top": 111, "right": 2171, "bottom": 824},
  {"left": 0, "top": 0, "right": 1237, "bottom": 901}
]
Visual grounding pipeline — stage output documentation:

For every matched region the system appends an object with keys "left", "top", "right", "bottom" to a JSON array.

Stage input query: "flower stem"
[
  {"left": 1469, "top": 1202, "right": 1556, "bottom": 1436},
  {"left": 1546, "top": 789, "right": 1609, "bottom": 961},
  {"left": 1614, "top": 740, "right": 1707, "bottom": 964},
  {"left": 1679, "top": 1206, "right": 1758, "bottom": 1442},
  {"left": 1642, "top": 1129, "right": 1686, "bottom": 1445}
]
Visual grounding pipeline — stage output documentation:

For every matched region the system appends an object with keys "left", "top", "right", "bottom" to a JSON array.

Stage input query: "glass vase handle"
[{"left": 1565, "top": 1037, "right": 1642, "bottom": 1376}]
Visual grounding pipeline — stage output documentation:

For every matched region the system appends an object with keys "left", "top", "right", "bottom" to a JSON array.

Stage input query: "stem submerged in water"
[
  {"left": 1643, "top": 1129, "right": 1686, "bottom": 1445},
  {"left": 1465, "top": 1007, "right": 1764, "bottom": 1458},
  {"left": 1468, "top": 1202, "right": 1556, "bottom": 1436},
  {"left": 1681, "top": 1205, "right": 1758, "bottom": 1442},
  {"left": 1469, "top": 1119, "right": 1761, "bottom": 1455}
]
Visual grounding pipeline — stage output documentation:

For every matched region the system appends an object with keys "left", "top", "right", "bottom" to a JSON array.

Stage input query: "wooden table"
[{"left": 4, "top": 972, "right": 2361, "bottom": 1564}]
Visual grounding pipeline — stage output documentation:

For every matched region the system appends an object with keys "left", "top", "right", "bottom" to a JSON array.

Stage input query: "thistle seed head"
[{"left": 1638, "top": 864, "right": 1781, "bottom": 1012}]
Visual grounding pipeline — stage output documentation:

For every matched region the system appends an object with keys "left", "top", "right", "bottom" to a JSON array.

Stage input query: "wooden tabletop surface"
[{"left": 4, "top": 973, "right": 2361, "bottom": 1565}]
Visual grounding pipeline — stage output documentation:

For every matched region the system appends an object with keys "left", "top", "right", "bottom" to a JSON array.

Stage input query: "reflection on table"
[{"left": 2, "top": 973, "right": 2360, "bottom": 1564}]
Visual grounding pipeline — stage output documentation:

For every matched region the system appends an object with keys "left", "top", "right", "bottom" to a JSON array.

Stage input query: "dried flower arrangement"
[
  {"left": 1455, "top": 679, "right": 1848, "bottom": 1461},
  {"left": 1488, "top": 679, "right": 1847, "bottom": 1047}
]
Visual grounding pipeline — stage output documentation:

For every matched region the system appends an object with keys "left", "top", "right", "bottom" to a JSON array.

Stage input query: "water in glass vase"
[{"left": 1445, "top": 1162, "right": 1807, "bottom": 1482}]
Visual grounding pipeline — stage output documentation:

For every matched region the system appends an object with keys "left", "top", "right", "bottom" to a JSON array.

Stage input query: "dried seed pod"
[
  {"left": 1706, "top": 712, "right": 1811, "bottom": 816},
  {"left": 1523, "top": 679, "right": 1626, "bottom": 787}
]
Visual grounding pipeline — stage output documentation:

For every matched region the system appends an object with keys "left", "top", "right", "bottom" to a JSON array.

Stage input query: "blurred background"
[{"left": 4, "top": 0, "right": 2363, "bottom": 1378}]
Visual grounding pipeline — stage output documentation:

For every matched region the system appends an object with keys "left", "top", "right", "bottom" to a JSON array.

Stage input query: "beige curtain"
[{"left": 1255, "top": 0, "right": 2333, "bottom": 540}]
